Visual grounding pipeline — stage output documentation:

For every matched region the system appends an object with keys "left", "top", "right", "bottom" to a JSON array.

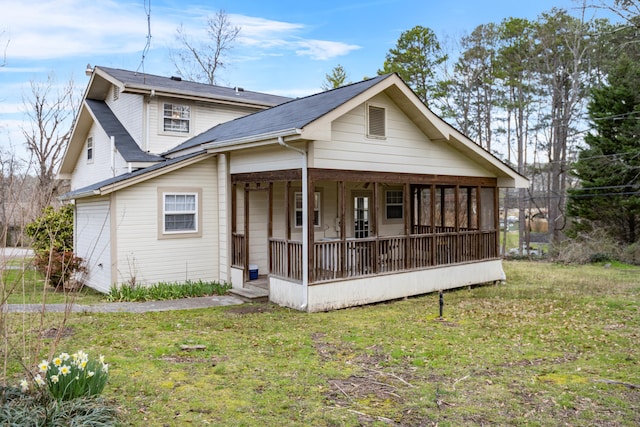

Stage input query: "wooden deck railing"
[
  {"left": 232, "top": 233, "right": 245, "bottom": 267},
  {"left": 237, "top": 230, "right": 499, "bottom": 284}
]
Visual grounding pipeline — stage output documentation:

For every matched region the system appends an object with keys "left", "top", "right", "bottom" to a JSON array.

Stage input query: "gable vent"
[
  {"left": 367, "top": 105, "right": 386, "bottom": 138},
  {"left": 113, "top": 85, "right": 120, "bottom": 101}
]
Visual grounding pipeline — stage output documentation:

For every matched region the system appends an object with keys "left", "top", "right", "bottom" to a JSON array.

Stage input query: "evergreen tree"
[
  {"left": 567, "top": 55, "right": 640, "bottom": 244},
  {"left": 321, "top": 64, "right": 349, "bottom": 90}
]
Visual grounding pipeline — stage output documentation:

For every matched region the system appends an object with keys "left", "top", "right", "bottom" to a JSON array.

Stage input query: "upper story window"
[
  {"left": 163, "top": 103, "right": 191, "bottom": 133},
  {"left": 86, "top": 137, "right": 94, "bottom": 163},
  {"left": 367, "top": 104, "right": 386, "bottom": 139},
  {"left": 295, "top": 191, "right": 321, "bottom": 228},
  {"left": 385, "top": 190, "right": 403, "bottom": 220}
]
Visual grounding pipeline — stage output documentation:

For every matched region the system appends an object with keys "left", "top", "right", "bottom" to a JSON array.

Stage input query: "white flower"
[
  {"left": 60, "top": 353, "right": 70, "bottom": 361},
  {"left": 51, "top": 375, "right": 59, "bottom": 384},
  {"left": 59, "top": 365, "right": 71, "bottom": 376},
  {"left": 34, "top": 374, "right": 45, "bottom": 387},
  {"left": 102, "top": 363, "right": 109, "bottom": 373},
  {"left": 38, "top": 360, "right": 49, "bottom": 373},
  {"left": 20, "top": 379, "right": 28, "bottom": 392},
  {"left": 87, "top": 371, "right": 95, "bottom": 378}
]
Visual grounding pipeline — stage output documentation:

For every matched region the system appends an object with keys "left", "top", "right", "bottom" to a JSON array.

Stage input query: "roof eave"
[{"left": 202, "top": 128, "right": 303, "bottom": 153}]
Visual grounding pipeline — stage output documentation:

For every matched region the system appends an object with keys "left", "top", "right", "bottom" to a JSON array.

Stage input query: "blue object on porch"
[{"left": 249, "top": 264, "right": 258, "bottom": 280}]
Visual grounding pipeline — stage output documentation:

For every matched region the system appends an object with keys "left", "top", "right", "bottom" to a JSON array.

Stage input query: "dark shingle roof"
[
  {"left": 95, "top": 66, "right": 292, "bottom": 107},
  {"left": 85, "top": 99, "right": 162, "bottom": 163},
  {"left": 61, "top": 151, "right": 205, "bottom": 200},
  {"left": 165, "top": 74, "right": 392, "bottom": 155}
]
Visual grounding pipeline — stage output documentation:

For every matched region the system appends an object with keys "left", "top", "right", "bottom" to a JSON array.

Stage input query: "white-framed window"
[
  {"left": 295, "top": 191, "right": 321, "bottom": 228},
  {"left": 163, "top": 103, "right": 191, "bottom": 133},
  {"left": 163, "top": 193, "right": 197, "bottom": 233},
  {"left": 385, "top": 190, "right": 403, "bottom": 220},
  {"left": 86, "top": 137, "right": 94, "bottom": 163},
  {"left": 366, "top": 103, "right": 386, "bottom": 139}
]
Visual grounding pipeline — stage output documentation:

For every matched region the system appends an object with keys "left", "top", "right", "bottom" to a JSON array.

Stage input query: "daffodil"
[
  {"left": 35, "top": 374, "right": 45, "bottom": 387},
  {"left": 59, "top": 365, "right": 71, "bottom": 376},
  {"left": 38, "top": 360, "right": 49, "bottom": 373},
  {"left": 20, "top": 379, "right": 28, "bottom": 392},
  {"left": 53, "top": 357, "right": 62, "bottom": 367},
  {"left": 51, "top": 375, "right": 59, "bottom": 384},
  {"left": 88, "top": 371, "right": 95, "bottom": 378},
  {"left": 60, "top": 352, "right": 70, "bottom": 361}
]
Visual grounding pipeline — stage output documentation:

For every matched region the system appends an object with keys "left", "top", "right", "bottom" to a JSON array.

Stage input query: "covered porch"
[{"left": 229, "top": 168, "right": 500, "bottom": 309}]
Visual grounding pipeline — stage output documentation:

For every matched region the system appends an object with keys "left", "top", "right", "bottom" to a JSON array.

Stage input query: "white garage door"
[{"left": 75, "top": 198, "right": 111, "bottom": 293}]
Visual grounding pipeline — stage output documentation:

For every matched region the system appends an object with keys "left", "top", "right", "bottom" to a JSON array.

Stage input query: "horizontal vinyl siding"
[
  {"left": 71, "top": 123, "right": 127, "bottom": 190},
  {"left": 148, "top": 98, "right": 259, "bottom": 154},
  {"left": 114, "top": 158, "right": 219, "bottom": 285},
  {"left": 314, "top": 93, "right": 492, "bottom": 177},
  {"left": 106, "top": 90, "right": 144, "bottom": 145},
  {"left": 230, "top": 145, "right": 301, "bottom": 174}
]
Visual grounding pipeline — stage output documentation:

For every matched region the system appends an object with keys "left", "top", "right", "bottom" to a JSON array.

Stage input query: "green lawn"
[
  {"left": 4, "top": 260, "right": 639, "bottom": 426},
  {"left": 2, "top": 267, "right": 106, "bottom": 305}
]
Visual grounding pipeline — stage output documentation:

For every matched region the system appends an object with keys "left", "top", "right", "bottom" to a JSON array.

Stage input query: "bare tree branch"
[
  {"left": 21, "top": 73, "right": 78, "bottom": 212},
  {"left": 170, "top": 10, "right": 240, "bottom": 85}
]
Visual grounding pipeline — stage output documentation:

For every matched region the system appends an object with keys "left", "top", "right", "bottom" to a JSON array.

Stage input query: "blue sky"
[{"left": 0, "top": 0, "right": 611, "bottom": 160}]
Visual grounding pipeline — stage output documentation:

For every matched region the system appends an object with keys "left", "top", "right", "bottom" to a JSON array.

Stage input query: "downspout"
[{"left": 278, "top": 136, "right": 308, "bottom": 311}]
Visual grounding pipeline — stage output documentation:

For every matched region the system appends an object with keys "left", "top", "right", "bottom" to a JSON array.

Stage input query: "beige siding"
[
  {"left": 248, "top": 191, "right": 268, "bottom": 273},
  {"left": 148, "top": 98, "right": 260, "bottom": 154},
  {"left": 71, "top": 123, "right": 127, "bottom": 190},
  {"left": 106, "top": 89, "right": 144, "bottom": 145},
  {"left": 113, "top": 158, "right": 219, "bottom": 285},
  {"left": 230, "top": 145, "right": 302, "bottom": 174},
  {"left": 314, "top": 93, "right": 492, "bottom": 177}
]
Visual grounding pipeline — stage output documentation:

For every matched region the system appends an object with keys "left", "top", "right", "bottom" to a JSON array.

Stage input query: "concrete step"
[{"left": 228, "top": 286, "right": 269, "bottom": 303}]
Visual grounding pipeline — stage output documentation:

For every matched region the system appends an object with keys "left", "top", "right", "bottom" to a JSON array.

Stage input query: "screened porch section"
[{"left": 230, "top": 170, "right": 499, "bottom": 284}]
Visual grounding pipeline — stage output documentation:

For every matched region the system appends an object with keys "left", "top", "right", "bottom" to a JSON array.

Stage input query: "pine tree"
[{"left": 567, "top": 55, "right": 640, "bottom": 244}]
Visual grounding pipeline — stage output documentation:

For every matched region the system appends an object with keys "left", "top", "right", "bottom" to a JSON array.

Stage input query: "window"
[
  {"left": 86, "top": 137, "right": 94, "bottom": 163},
  {"left": 367, "top": 104, "right": 386, "bottom": 138},
  {"left": 164, "top": 193, "right": 197, "bottom": 233},
  {"left": 295, "top": 191, "right": 321, "bottom": 228},
  {"left": 163, "top": 103, "right": 190, "bottom": 133},
  {"left": 385, "top": 190, "right": 403, "bottom": 220}
]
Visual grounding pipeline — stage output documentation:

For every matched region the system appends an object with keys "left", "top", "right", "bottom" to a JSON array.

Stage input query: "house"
[{"left": 60, "top": 66, "right": 528, "bottom": 312}]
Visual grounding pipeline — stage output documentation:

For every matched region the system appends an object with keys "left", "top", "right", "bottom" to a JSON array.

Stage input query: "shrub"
[
  {"left": 621, "top": 242, "right": 640, "bottom": 265},
  {"left": 550, "top": 229, "right": 622, "bottom": 264},
  {"left": 25, "top": 205, "right": 86, "bottom": 289}
]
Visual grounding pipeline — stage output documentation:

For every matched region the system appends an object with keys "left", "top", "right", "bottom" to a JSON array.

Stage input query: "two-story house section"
[{"left": 59, "top": 66, "right": 291, "bottom": 191}]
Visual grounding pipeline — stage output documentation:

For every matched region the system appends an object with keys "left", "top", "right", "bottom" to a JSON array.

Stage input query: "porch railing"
[
  {"left": 236, "top": 230, "right": 498, "bottom": 284},
  {"left": 232, "top": 233, "right": 245, "bottom": 267}
]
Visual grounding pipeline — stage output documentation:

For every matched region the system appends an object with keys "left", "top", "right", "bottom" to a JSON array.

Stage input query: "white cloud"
[
  {"left": 294, "top": 39, "right": 360, "bottom": 60},
  {"left": 0, "top": 0, "right": 174, "bottom": 60}
]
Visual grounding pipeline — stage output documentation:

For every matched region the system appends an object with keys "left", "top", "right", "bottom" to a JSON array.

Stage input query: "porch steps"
[{"left": 228, "top": 285, "right": 269, "bottom": 303}]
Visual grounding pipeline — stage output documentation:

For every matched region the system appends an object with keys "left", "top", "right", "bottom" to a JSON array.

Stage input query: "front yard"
[{"left": 3, "top": 260, "right": 639, "bottom": 426}]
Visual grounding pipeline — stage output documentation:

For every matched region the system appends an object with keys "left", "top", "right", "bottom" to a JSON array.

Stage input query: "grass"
[
  {"left": 4, "top": 260, "right": 639, "bottom": 426},
  {"left": 2, "top": 267, "right": 106, "bottom": 305}
]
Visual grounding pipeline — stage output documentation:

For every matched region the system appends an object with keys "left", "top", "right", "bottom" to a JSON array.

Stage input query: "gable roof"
[
  {"left": 85, "top": 100, "right": 162, "bottom": 163},
  {"left": 88, "top": 66, "right": 292, "bottom": 107},
  {"left": 165, "top": 74, "right": 392, "bottom": 154}
]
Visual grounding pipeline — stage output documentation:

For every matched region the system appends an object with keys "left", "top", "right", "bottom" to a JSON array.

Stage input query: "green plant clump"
[
  {"left": 107, "top": 280, "right": 231, "bottom": 302},
  {"left": 37, "top": 350, "right": 109, "bottom": 401}
]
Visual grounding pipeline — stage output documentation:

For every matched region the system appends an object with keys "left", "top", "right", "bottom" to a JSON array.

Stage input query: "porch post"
[
  {"left": 285, "top": 180, "right": 291, "bottom": 277},
  {"left": 244, "top": 183, "right": 250, "bottom": 282},
  {"left": 307, "top": 173, "right": 315, "bottom": 284},
  {"left": 339, "top": 180, "right": 346, "bottom": 278},
  {"left": 404, "top": 182, "right": 411, "bottom": 270},
  {"left": 268, "top": 182, "right": 273, "bottom": 275}
]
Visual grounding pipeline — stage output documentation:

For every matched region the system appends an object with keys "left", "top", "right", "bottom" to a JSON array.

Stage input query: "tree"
[
  {"left": 171, "top": 10, "right": 240, "bottom": 85},
  {"left": 21, "top": 73, "right": 78, "bottom": 213},
  {"left": 449, "top": 23, "right": 500, "bottom": 152},
  {"left": 378, "top": 26, "right": 447, "bottom": 108},
  {"left": 567, "top": 55, "right": 640, "bottom": 244},
  {"left": 321, "top": 64, "right": 349, "bottom": 90},
  {"left": 533, "top": 9, "right": 596, "bottom": 242}
]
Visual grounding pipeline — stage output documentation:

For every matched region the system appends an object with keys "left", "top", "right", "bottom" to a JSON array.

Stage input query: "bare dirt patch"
[{"left": 41, "top": 326, "right": 74, "bottom": 339}]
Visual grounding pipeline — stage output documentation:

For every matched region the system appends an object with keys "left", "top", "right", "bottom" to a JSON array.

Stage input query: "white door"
[{"left": 75, "top": 199, "right": 111, "bottom": 293}]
